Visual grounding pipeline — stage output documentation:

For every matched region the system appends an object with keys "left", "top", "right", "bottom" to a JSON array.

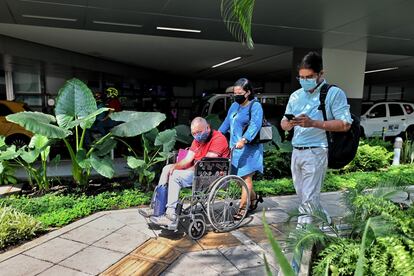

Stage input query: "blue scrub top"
[{"left": 219, "top": 100, "right": 264, "bottom": 177}]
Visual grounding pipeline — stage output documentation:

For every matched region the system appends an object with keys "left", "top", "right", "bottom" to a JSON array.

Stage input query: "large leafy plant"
[
  {"left": 7, "top": 78, "right": 166, "bottom": 188},
  {"left": 15, "top": 135, "right": 55, "bottom": 191},
  {"left": 0, "top": 136, "right": 19, "bottom": 185},
  {"left": 127, "top": 128, "right": 177, "bottom": 191}
]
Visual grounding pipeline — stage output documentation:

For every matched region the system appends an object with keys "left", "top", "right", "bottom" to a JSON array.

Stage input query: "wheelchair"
[{"left": 162, "top": 156, "right": 251, "bottom": 240}]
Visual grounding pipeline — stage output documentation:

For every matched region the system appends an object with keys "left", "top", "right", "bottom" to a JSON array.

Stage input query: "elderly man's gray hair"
[{"left": 191, "top": 117, "right": 208, "bottom": 128}]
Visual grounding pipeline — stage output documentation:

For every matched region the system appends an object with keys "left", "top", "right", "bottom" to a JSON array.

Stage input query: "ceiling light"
[
  {"left": 156, "top": 27, "right": 201, "bottom": 33},
  {"left": 364, "top": 67, "right": 399, "bottom": 74},
  {"left": 212, "top": 57, "right": 242, "bottom": 68},
  {"left": 93, "top": 21, "right": 143, "bottom": 28},
  {"left": 22, "top": 14, "right": 77, "bottom": 21}
]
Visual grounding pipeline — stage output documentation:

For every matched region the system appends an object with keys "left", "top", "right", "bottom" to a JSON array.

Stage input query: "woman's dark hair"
[
  {"left": 297, "top": 51, "right": 323, "bottom": 73},
  {"left": 234, "top": 78, "right": 254, "bottom": 100}
]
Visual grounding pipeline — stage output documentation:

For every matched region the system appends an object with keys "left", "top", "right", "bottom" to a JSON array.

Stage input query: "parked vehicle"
[
  {"left": 0, "top": 100, "right": 33, "bottom": 147},
  {"left": 200, "top": 93, "right": 289, "bottom": 119},
  {"left": 360, "top": 101, "right": 414, "bottom": 139}
]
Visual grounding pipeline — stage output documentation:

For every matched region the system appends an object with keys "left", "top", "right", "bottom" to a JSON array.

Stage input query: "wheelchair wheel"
[
  {"left": 206, "top": 175, "right": 250, "bottom": 232},
  {"left": 188, "top": 218, "right": 206, "bottom": 240}
]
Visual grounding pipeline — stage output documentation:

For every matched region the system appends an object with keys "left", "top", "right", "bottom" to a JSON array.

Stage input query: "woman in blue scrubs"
[{"left": 219, "top": 78, "right": 264, "bottom": 219}]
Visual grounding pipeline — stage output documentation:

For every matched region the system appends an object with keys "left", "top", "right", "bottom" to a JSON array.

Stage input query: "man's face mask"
[
  {"left": 299, "top": 78, "right": 318, "bottom": 92},
  {"left": 193, "top": 128, "right": 210, "bottom": 143}
]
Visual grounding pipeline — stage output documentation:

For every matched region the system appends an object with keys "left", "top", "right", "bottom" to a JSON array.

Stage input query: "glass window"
[
  {"left": 403, "top": 104, "right": 414, "bottom": 115},
  {"left": 13, "top": 71, "right": 41, "bottom": 93},
  {"left": 0, "top": 103, "right": 12, "bottom": 116},
  {"left": 389, "top": 104, "right": 404, "bottom": 116},
  {"left": 369, "top": 104, "right": 386, "bottom": 118}
]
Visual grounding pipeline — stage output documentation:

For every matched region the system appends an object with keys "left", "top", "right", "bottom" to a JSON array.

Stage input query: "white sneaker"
[
  {"left": 138, "top": 207, "right": 154, "bottom": 218},
  {"left": 150, "top": 214, "right": 178, "bottom": 229}
]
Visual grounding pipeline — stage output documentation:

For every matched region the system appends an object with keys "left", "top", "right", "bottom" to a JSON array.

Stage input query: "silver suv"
[{"left": 360, "top": 101, "right": 414, "bottom": 139}]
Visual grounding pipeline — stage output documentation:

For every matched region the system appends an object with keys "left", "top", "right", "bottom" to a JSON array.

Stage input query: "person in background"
[
  {"left": 219, "top": 78, "right": 264, "bottom": 220},
  {"left": 105, "top": 87, "right": 121, "bottom": 112},
  {"left": 281, "top": 51, "right": 352, "bottom": 226},
  {"left": 139, "top": 117, "right": 230, "bottom": 228}
]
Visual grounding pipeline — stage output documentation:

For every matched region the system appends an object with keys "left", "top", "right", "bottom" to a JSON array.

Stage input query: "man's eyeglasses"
[{"left": 296, "top": 75, "right": 317, "bottom": 81}]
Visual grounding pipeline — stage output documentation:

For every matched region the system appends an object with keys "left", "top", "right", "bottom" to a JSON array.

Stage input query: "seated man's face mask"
[{"left": 193, "top": 127, "right": 210, "bottom": 143}]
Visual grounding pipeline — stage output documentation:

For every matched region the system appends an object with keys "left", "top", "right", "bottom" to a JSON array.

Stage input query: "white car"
[{"left": 360, "top": 101, "right": 414, "bottom": 139}]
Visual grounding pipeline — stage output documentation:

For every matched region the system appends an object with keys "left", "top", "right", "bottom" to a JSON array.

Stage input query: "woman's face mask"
[
  {"left": 234, "top": 94, "right": 247, "bottom": 104},
  {"left": 233, "top": 86, "right": 249, "bottom": 104}
]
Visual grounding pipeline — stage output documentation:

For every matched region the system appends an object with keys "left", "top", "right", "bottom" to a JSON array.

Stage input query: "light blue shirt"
[{"left": 284, "top": 80, "right": 353, "bottom": 148}]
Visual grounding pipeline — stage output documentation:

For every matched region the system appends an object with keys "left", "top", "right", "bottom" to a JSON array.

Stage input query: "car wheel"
[
  {"left": 359, "top": 126, "right": 366, "bottom": 139},
  {"left": 5, "top": 134, "right": 30, "bottom": 148}
]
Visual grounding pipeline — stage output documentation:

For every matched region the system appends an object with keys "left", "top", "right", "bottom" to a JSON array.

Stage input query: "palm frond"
[
  {"left": 355, "top": 218, "right": 371, "bottom": 276},
  {"left": 221, "top": 0, "right": 255, "bottom": 49},
  {"left": 262, "top": 210, "right": 295, "bottom": 276},
  {"left": 287, "top": 224, "right": 335, "bottom": 254}
]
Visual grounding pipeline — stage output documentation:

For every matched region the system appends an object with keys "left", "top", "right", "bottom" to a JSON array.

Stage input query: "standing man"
[{"left": 281, "top": 51, "right": 352, "bottom": 226}]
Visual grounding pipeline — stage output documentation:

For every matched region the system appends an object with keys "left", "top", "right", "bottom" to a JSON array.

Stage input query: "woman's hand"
[{"left": 235, "top": 138, "right": 246, "bottom": 149}]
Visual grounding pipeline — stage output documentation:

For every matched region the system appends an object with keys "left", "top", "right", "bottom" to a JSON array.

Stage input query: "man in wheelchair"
[{"left": 139, "top": 117, "right": 230, "bottom": 228}]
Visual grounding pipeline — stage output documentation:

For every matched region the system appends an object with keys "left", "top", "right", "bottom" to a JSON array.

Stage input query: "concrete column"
[
  {"left": 3, "top": 54, "right": 14, "bottom": 100},
  {"left": 322, "top": 48, "right": 367, "bottom": 116}
]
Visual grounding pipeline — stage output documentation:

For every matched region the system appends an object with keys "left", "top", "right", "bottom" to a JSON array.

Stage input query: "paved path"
[{"left": 0, "top": 192, "right": 347, "bottom": 276}]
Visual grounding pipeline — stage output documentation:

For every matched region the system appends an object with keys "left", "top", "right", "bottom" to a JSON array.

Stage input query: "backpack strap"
[{"left": 318, "top": 83, "right": 335, "bottom": 143}]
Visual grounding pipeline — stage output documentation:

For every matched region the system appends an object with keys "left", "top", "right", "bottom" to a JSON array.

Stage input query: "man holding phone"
[{"left": 281, "top": 51, "right": 352, "bottom": 227}]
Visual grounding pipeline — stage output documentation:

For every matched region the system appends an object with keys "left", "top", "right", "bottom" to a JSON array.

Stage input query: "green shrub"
[
  {"left": 0, "top": 206, "right": 44, "bottom": 249},
  {"left": 1, "top": 189, "right": 152, "bottom": 227},
  {"left": 255, "top": 165, "right": 414, "bottom": 197},
  {"left": 362, "top": 138, "right": 393, "bottom": 152},
  {"left": 344, "top": 142, "right": 392, "bottom": 172},
  {"left": 259, "top": 148, "right": 291, "bottom": 180}
]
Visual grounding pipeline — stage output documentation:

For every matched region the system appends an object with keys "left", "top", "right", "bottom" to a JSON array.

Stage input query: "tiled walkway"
[{"left": 0, "top": 192, "right": 346, "bottom": 276}]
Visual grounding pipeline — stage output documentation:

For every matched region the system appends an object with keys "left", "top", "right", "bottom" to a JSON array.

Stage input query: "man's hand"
[{"left": 292, "top": 114, "right": 314, "bottom": 128}]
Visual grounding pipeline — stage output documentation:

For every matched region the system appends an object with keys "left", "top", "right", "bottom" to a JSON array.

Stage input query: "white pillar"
[
  {"left": 322, "top": 49, "right": 367, "bottom": 115},
  {"left": 3, "top": 54, "right": 14, "bottom": 101}
]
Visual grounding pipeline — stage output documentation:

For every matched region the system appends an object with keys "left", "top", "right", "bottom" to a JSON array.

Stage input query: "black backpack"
[{"left": 318, "top": 84, "right": 360, "bottom": 169}]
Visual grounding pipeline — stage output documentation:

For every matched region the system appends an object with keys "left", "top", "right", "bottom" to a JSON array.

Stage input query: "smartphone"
[{"left": 284, "top": 114, "right": 295, "bottom": 120}]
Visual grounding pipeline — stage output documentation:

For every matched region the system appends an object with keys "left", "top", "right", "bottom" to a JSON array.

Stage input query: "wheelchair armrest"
[{"left": 200, "top": 157, "right": 229, "bottom": 162}]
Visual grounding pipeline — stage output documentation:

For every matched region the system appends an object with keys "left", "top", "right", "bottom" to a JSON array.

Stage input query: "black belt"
[{"left": 293, "top": 146, "right": 320, "bottom": 150}]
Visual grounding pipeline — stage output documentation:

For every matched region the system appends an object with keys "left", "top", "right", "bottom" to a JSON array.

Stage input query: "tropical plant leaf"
[
  {"left": 76, "top": 149, "right": 90, "bottom": 169},
  {"left": 0, "top": 145, "right": 19, "bottom": 160},
  {"left": 29, "top": 135, "right": 49, "bottom": 150},
  {"left": 221, "top": 0, "right": 255, "bottom": 49},
  {"left": 110, "top": 111, "right": 166, "bottom": 137},
  {"left": 94, "top": 137, "right": 117, "bottom": 157},
  {"left": 55, "top": 78, "right": 97, "bottom": 129},
  {"left": 144, "top": 128, "right": 159, "bottom": 143},
  {"left": 354, "top": 217, "right": 371, "bottom": 276},
  {"left": 155, "top": 129, "right": 177, "bottom": 153},
  {"left": 127, "top": 156, "right": 146, "bottom": 169},
  {"left": 263, "top": 210, "right": 295, "bottom": 276},
  {"left": 174, "top": 124, "right": 193, "bottom": 145},
  {"left": 6, "top": 112, "right": 71, "bottom": 139},
  {"left": 0, "top": 136, "right": 6, "bottom": 148},
  {"left": 287, "top": 224, "right": 334, "bottom": 254},
  {"left": 0, "top": 162, "right": 3, "bottom": 174},
  {"left": 67, "top": 107, "right": 110, "bottom": 129},
  {"left": 19, "top": 149, "right": 39, "bottom": 164},
  {"left": 90, "top": 153, "right": 114, "bottom": 179}
]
